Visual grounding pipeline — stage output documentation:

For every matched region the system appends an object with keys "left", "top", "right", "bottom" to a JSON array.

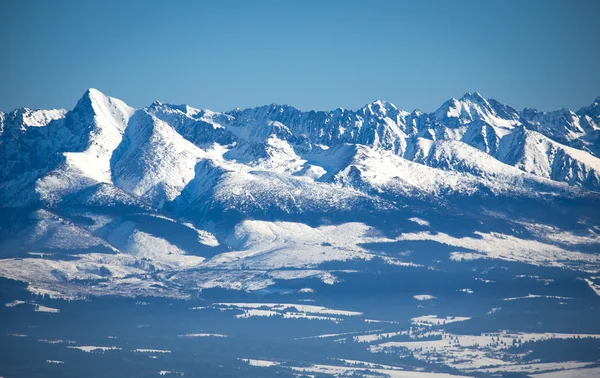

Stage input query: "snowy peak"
[
  {"left": 18, "top": 108, "right": 67, "bottom": 128},
  {"left": 73, "top": 88, "right": 134, "bottom": 132},
  {"left": 2, "top": 89, "right": 600, "bottom": 214},
  {"left": 110, "top": 110, "right": 205, "bottom": 208},
  {"left": 577, "top": 96, "right": 600, "bottom": 129},
  {"left": 3, "top": 89, "right": 600, "bottom": 307},
  {"left": 360, "top": 99, "right": 401, "bottom": 117},
  {"left": 0, "top": 108, "right": 66, "bottom": 138},
  {"left": 146, "top": 102, "right": 233, "bottom": 148},
  {"left": 61, "top": 89, "right": 135, "bottom": 184},
  {"left": 460, "top": 91, "right": 486, "bottom": 102},
  {"left": 147, "top": 101, "right": 203, "bottom": 118},
  {"left": 433, "top": 92, "right": 520, "bottom": 129},
  {"left": 521, "top": 108, "right": 583, "bottom": 137},
  {"left": 580, "top": 96, "right": 600, "bottom": 112}
]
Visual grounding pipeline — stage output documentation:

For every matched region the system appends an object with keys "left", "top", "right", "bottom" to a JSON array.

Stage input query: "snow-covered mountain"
[{"left": 1, "top": 89, "right": 599, "bottom": 299}]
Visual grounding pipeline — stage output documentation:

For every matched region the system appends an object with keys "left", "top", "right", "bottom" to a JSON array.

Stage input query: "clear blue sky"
[{"left": 1, "top": 0, "right": 599, "bottom": 113}]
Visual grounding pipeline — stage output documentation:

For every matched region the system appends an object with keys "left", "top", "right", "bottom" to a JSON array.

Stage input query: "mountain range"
[{"left": 1, "top": 89, "right": 599, "bottom": 299}]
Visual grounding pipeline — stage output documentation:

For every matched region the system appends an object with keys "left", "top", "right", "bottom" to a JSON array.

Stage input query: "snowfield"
[{"left": 370, "top": 331, "right": 600, "bottom": 370}]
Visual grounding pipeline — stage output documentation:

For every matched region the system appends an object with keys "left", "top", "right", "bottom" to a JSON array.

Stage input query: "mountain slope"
[{"left": 0, "top": 89, "right": 599, "bottom": 299}]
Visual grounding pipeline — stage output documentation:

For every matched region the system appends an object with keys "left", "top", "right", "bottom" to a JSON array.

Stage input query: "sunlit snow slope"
[{"left": 0, "top": 89, "right": 599, "bottom": 298}]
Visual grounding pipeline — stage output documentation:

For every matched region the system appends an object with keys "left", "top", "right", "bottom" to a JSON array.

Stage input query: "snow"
[
  {"left": 409, "top": 217, "right": 430, "bottom": 226},
  {"left": 411, "top": 315, "right": 471, "bottom": 326},
  {"left": 192, "top": 302, "right": 361, "bottom": 323},
  {"left": 34, "top": 304, "right": 60, "bottom": 313},
  {"left": 0, "top": 212, "right": 595, "bottom": 300},
  {"left": 337, "top": 145, "right": 482, "bottom": 196},
  {"left": 134, "top": 349, "right": 171, "bottom": 353},
  {"left": 473, "top": 361, "right": 593, "bottom": 374},
  {"left": 181, "top": 333, "right": 227, "bottom": 338},
  {"left": 182, "top": 222, "right": 220, "bottom": 246},
  {"left": 335, "top": 358, "right": 404, "bottom": 371},
  {"left": 583, "top": 278, "right": 600, "bottom": 297},
  {"left": 282, "top": 313, "right": 343, "bottom": 322},
  {"left": 371, "top": 331, "right": 600, "bottom": 370},
  {"left": 212, "top": 221, "right": 388, "bottom": 269},
  {"left": 354, "top": 330, "right": 408, "bottom": 343},
  {"left": 215, "top": 303, "right": 362, "bottom": 317},
  {"left": 496, "top": 128, "right": 600, "bottom": 191},
  {"left": 39, "top": 339, "right": 75, "bottom": 344},
  {"left": 241, "top": 358, "right": 280, "bottom": 367},
  {"left": 63, "top": 89, "right": 134, "bottom": 184},
  {"left": 68, "top": 346, "right": 121, "bottom": 353},
  {"left": 288, "top": 362, "right": 471, "bottom": 377},
  {"left": 21, "top": 108, "right": 67, "bottom": 127},
  {"left": 5, "top": 300, "right": 25, "bottom": 307},
  {"left": 297, "top": 330, "right": 381, "bottom": 340},
  {"left": 517, "top": 221, "right": 600, "bottom": 247},
  {"left": 0, "top": 214, "right": 596, "bottom": 300},
  {"left": 503, "top": 294, "right": 572, "bottom": 301},
  {"left": 1, "top": 88, "right": 600, "bottom": 301},
  {"left": 122, "top": 229, "right": 206, "bottom": 269},
  {"left": 363, "top": 319, "right": 399, "bottom": 324},
  {"left": 530, "top": 366, "right": 600, "bottom": 377},
  {"left": 113, "top": 113, "right": 204, "bottom": 205},
  {"left": 413, "top": 295, "right": 436, "bottom": 301},
  {"left": 397, "top": 230, "right": 600, "bottom": 270},
  {"left": 235, "top": 309, "right": 279, "bottom": 318},
  {"left": 434, "top": 93, "right": 520, "bottom": 129}
]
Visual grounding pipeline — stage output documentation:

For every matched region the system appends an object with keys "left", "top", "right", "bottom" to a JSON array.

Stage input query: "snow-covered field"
[
  {"left": 371, "top": 331, "right": 600, "bottom": 370},
  {"left": 180, "top": 333, "right": 227, "bottom": 338},
  {"left": 529, "top": 366, "right": 600, "bottom": 377},
  {"left": 410, "top": 315, "right": 471, "bottom": 326},
  {"left": 192, "top": 302, "right": 364, "bottom": 323},
  {"left": 473, "top": 361, "right": 594, "bottom": 374},
  {"left": 67, "top": 346, "right": 121, "bottom": 353}
]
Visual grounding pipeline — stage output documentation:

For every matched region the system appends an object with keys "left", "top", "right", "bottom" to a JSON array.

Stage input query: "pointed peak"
[
  {"left": 577, "top": 95, "right": 600, "bottom": 117},
  {"left": 75, "top": 88, "right": 109, "bottom": 109},
  {"left": 460, "top": 92, "right": 486, "bottom": 102},
  {"left": 361, "top": 99, "right": 398, "bottom": 116},
  {"left": 71, "top": 88, "right": 133, "bottom": 127},
  {"left": 77, "top": 88, "right": 130, "bottom": 111},
  {"left": 81, "top": 88, "right": 108, "bottom": 102},
  {"left": 368, "top": 99, "right": 396, "bottom": 108},
  {"left": 86, "top": 87, "right": 103, "bottom": 96}
]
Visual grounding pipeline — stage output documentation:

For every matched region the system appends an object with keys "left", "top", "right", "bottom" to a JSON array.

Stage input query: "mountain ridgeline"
[
  {"left": 1, "top": 89, "right": 600, "bottom": 212},
  {"left": 1, "top": 89, "right": 600, "bottom": 299}
]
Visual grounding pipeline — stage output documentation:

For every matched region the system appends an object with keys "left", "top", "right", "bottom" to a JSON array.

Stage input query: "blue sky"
[{"left": 1, "top": 0, "right": 599, "bottom": 113}]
